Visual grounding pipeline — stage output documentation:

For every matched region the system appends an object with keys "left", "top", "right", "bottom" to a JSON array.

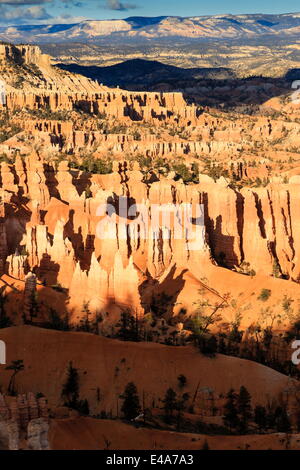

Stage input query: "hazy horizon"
[{"left": 1, "top": 0, "right": 300, "bottom": 26}]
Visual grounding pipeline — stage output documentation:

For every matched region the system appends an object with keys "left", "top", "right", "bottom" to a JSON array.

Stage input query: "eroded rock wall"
[{"left": 0, "top": 154, "right": 300, "bottom": 322}]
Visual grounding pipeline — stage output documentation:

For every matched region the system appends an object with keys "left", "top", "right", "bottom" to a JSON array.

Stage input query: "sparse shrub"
[
  {"left": 258, "top": 289, "right": 271, "bottom": 302},
  {"left": 272, "top": 259, "right": 281, "bottom": 278},
  {"left": 282, "top": 295, "right": 293, "bottom": 313}
]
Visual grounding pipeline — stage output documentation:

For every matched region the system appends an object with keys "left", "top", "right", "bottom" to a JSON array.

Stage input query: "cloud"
[
  {"left": 0, "top": 4, "right": 51, "bottom": 20},
  {"left": 0, "top": 0, "right": 51, "bottom": 4},
  {"left": 105, "top": 0, "right": 137, "bottom": 11},
  {"left": 0, "top": 0, "right": 139, "bottom": 26}
]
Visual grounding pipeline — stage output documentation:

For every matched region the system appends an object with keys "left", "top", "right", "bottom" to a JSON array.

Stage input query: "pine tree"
[
  {"left": 263, "top": 328, "right": 273, "bottom": 349},
  {"left": 61, "top": 362, "right": 90, "bottom": 415},
  {"left": 275, "top": 406, "right": 291, "bottom": 433},
  {"left": 6, "top": 359, "right": 24, "bottom": 396},
  {"left": 206, "top": 335, "right": 218, "bottom": 356},
  {"left": 198, "top": 335, "right": 217, "bottom": 357},
  {"left": 254, "top": 405, "right": 267, "bottom": 432},
  {"left": 120, "top": 382, "right": 141, "bottom": 421},
  {"left": 223, "top": 389, "right": 239, "bottom": 431},
  {"left": 0, "top": 291, "right": 12, "bottom": 329},
  {"left": 28, "top": 291, "right": 39, "bottom": 323},
  {"left": 47, "top": 307, "right": 69, "bottom": 331},
  {"left": 78, "top": 302, "right": 92, "bottom": 333},
  {"left": 228, "top": 324, "right": 243, "bottom": 343},
  {"left": 201, "top": 439, "right": 210, "bottom": 450},
  {"left": 162, "top": 388, "right": 177, "bottom": 424},
  {"left": 176, "top": 392, "right": 189, "bottom": 431},
  {"left": 217, "top": 335, "right": 227, "bottom": 354},
  {"left": 77, "top": 398, "right": 90, "bottom": 416},
  {"left": 237, "top": 386, "right": 252, "bottom": 434},
  {"left": 267, "top": 408, "right": 276, "bottom": 429},
  {"left": 61, "top": 361, "right": 79, "bottom": 408},
  {"left": 117, "top": 311, "right": 140, "bottom": 342}
]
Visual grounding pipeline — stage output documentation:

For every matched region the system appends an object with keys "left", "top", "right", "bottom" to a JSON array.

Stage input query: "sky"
[{"left": 0, "top": 0, "right": 300, "bottom": 25}]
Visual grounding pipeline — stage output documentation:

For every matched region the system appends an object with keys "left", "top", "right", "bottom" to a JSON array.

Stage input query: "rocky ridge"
[{"left": 2, "top": 14, "right": 300, "bottom": 43}]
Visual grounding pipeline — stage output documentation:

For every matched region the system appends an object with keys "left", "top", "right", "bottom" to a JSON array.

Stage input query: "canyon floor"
[{"left": 1, "top": 42, "right": 300, "bottom": 450}]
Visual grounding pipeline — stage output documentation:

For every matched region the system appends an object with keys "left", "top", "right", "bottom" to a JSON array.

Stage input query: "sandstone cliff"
[{"left": 0, "top": 153, "right": 298, "bottom": 333}]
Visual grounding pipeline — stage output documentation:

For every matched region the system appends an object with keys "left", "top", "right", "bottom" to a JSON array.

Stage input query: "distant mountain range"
[{"left": 2, "top": 13, "right": 300, "bottom": 43}]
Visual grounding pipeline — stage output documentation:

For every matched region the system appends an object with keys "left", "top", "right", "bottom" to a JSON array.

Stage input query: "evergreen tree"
[
  {"left": 61, "top": 362, "right": 90, "bottom": 415},
  {"left": 223, "top": 389, "right": 239, "bottom": 431},
  {"left": 263, "top": 328, "right": 273, "bottom": 349},
  {"left": 267, "top": 408, "right": 276, "bottom": 429},
  {"left": 217, "top": 335, "right": 227, "bottom": 354},
  {"left": 226, "top": 338, "right": 240, "bottom": 357},
  {"left": 255, "top": 346, "right": 267, "bottom": 365},
  {"left": 176, "top": 392, "right": 189, "bottom": 431},
  {"left": 201, "top": 439, "right": 210, "bottom": 450},
  {"left": 117, "top": 311, "right": 140, "bottom": 342},
  {"left": 78, "top": 302, "right": 92, "bottom": 333},
  {"left": 61, "top": 361, "right": 79, "bottom": 407},
  {"left": 46, "top": 307, "right": 69, "bottom": 331},
  {"left": 254, "top": 405, "right": 267, "bottom": 432},
  {"left": 198, "top": 335, "right": 217, "bottom": 357},
  {"left": 150, "top": 292, "right": 173, "bottom": 318},
  {"left": 77, "top": 398, "right": 90, "bottom": 416},
  {"left": 162, "top": 388, "right": 177, "bottom": 424},
  {"left": 0, "top": 291, "right": 12, "bottom": 328},
  {"left": 275, "top": 406, "right": 291, "bottom": 433},
  {"left": 6, "top": 359, "right": 24, "bottom": 396},
  {"left": 28, "top": 291, "right": 39, "bottom": 323},
  {"left": 206, "top": 336, "right": 218, "bottom": 356},
  {"left": 120, "top": 382, "right": 141, "bottom": 421},
  {"left": 228, "top": 324, "right": 243, "bottom": 343},
  {"left": 237, "top": 386, "right": 252, "bottom": 434}
]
